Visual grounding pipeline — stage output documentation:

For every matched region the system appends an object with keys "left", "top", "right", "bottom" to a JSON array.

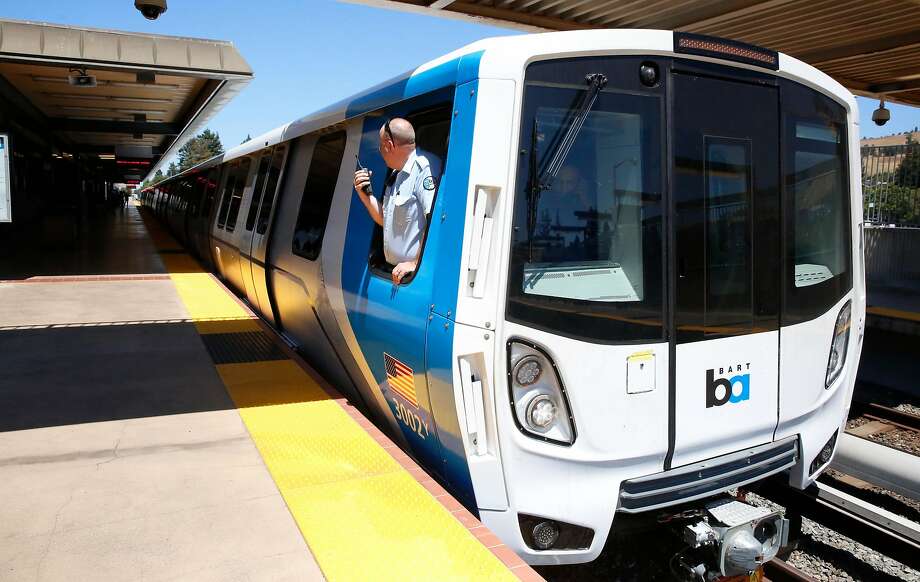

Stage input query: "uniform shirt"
[{"left": 382, "top": 149, "right": 436, "bottom": 265}]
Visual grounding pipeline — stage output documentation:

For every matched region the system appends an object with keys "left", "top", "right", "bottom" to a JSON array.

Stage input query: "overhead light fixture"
[
  {"left": 98, "top": 154, "right": 116, "bottom": 160},
  {"left": 42, "top": 92, "right": 172, "bottom": 104},
  {"left": 59, "top": 105, "right": 167, "bottom": 114},
  {"left": 31, "top": 76, "right": 180, "bottom": 90}
]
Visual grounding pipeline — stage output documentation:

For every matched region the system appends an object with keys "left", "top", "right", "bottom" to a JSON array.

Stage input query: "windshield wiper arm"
[{"left": 527, "top": 73, "right": 608, "bottom": 261}]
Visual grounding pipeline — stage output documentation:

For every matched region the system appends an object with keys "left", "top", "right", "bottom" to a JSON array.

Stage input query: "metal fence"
[{"left": 861, "top": 143, "right": 920, "bottom": 227}]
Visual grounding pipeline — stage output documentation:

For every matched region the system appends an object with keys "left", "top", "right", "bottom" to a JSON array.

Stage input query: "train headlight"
[
  {"left": 526, "top": 395, "right": 557, "bottom": 429},
  {"left": 508, "top": 341, "right": 575, "bottom": 445},
  {"left": 514, "top": 356, "right": 543, "bottom": 386},
  {"left": 825, "top": 301, "right": 851, "bottom": 388}
]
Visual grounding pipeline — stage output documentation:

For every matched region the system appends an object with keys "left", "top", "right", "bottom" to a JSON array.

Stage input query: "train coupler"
[{"left": 666, "top": 497, "right": 789, "bottom": 581}]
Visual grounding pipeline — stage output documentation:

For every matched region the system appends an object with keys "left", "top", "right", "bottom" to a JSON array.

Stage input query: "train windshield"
[
  {"left": 508, "top": 57, "right": 665, "bottom": 342},
  {"left": 507, "top": 56, "right": 851, "bottom": 343}
]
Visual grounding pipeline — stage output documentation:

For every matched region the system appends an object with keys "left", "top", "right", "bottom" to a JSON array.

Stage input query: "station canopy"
[
  {"left": 350, "top": 0, "right": 920, "bottom": 107},
  {"left": 0, "top": 18, "right": 252, "bottom": 184}
]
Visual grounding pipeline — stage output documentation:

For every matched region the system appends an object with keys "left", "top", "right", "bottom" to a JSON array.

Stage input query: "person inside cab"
[{"left": 353, "top": 118, "right": 436, "bottom": 283}]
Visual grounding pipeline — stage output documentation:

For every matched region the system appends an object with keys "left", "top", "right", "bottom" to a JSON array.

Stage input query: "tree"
[
  {"left": 241, "top": 134, "right": 252, "bottom": 145},
  {"left": 895, "top": 143, "right": 920, "bottom": 188},
  {"left": 167, "top": 161, "right": 178, "bottom": 177},
  {"left": 152, "top": 169, "right": 165, "bottom": 184},
  {"left": 176, "top": 129, "right": 224, "bottom": 172}
]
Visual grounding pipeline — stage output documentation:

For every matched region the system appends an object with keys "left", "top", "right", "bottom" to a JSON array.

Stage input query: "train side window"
[
  {"left": 245, "top": 153, "right": 272, "bottom": 231},
  {"left": 367, "top": 102, "right": 452, "bottom": 283},
  {"left": 216, "top": 166, "right": 237, "bottom": 229},
  {"left": 292, "top": 132, "right": 347, "bottom": 260},
  {"left": 224, "top": 157, "right": 252, "bottom": 233},
  {"left": 256, "top": 146, "right": 287, "bottom": 235},
  {"left": 200, "top": 168, "right": 220, "bottom": 219}
]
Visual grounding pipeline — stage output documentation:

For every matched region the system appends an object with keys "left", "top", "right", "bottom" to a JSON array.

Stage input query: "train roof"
[{"left": 156, "top": 29, "right": 854, "bottom": 186}]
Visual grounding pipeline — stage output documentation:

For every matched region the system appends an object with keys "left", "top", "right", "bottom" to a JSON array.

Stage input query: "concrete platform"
[
  {"left": 0, "top": 216, "right": 323, "bottom": 580},
  {"left": 0, "top": 205, "right": 538, "bottom": 581}
]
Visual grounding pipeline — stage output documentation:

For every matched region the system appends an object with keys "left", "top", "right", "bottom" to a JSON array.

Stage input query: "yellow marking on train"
[
  {"left": 867, "top": 305, "right": 920, "bottom": 323},
  {"left": 144, "top": 207, "right": 516, "bottom": 581}
]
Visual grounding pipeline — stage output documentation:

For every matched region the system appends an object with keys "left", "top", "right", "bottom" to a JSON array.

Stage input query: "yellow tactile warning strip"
[
  {"left": 137, "top": 209, "right": 542, "bottom": 582},
  {"left": 867, "top": 305, "right": 920, "bottom": 323}
]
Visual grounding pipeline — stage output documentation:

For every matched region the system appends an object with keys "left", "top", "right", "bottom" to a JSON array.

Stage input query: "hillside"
[{"left": 862, "top": 131, "right": 919, "bottom": 147}]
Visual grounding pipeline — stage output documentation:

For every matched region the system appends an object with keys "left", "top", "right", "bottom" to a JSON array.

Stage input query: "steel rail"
[
  {"left": 850, "top": 401, "right": 920, "bottom": 433},
  {"left": 763, "top": 557, "right": 817, "bottom": 582},
  {"left": 758, "top": 478, "right": 920, "bottom": 569}
]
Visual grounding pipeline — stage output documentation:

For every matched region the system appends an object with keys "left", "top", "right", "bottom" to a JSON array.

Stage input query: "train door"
[
  {"left": 240, "top": 152, "right": 272, "bottom": 312},
  {"left": 340, "top": 98, "right": 454, "bottom": 480},
  {"left": 213, "top": 157, "right": 252, "bottom": 290},
  {"left": 669, "top": 67, "right": 781, "bottom": 468},
  {"left": 194, "top": 168, "right": 220, "bottom": 269},
  {"left": 241, "top": 146, "right": 287, "bottom": 323}
]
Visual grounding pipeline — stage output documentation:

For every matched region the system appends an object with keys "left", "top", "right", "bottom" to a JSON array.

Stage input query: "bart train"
[{"left": 140, "top": 30, "right": 864, "bottom": 575}]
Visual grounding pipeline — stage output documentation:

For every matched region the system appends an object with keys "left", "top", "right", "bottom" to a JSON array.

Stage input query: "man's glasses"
[{"left": 383, "top": 119, "right": 396, "bottom": 146}]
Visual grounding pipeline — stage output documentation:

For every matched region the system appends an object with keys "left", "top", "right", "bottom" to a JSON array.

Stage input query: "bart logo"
[{"left": 706, "top": 364, "right": 751, "bottom": 408}]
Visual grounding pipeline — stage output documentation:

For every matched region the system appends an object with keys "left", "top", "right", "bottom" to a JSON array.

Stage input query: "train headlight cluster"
[
  {"left": 508, "top": 341, "right": 575, "bottom": 445},
  {"left": 825, "top": 301, "right": 851, "bottom": 388}
]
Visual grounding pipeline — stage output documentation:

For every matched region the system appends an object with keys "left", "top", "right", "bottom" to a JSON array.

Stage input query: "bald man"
[{"left": 353, "top": 118, "right": 436, "bottom": 283}]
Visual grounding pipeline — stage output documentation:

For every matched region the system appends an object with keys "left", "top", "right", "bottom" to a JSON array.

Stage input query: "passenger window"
[
  {"left": 216, "top": 169, "right": 236, "bottom": 229},
  {"left": 245, "top": 153, "right": 272, "bottom": 231},
  {"left": 256, "top": 146, "right": 286, "bottom": 235},
  {"left": 224, "top": 158, "right": 251, "bottom": 233},
  {"left": 292, "top": 132, "right": 346, "bottom": 260},
  {"left": 367, "top": 103, "right": 452, "bottom": 281},
  {"left": 200, "top": 168, "right": 219, "bottom": 219}
]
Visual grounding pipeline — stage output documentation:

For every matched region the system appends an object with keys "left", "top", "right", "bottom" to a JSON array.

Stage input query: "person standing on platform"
[{"left": 352, "top": 118, "right": 436, "bottom": 284}]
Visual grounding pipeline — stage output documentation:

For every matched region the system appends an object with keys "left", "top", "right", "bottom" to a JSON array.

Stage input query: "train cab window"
[
  {"left": 292, "top": 132, "right": 347, "bottom": 260},
  {"left": 245, "top": 153, "right": 272, "bottom": 231},
  {"left": 782, "top": 82, "right": 851, "bottom": 323},
  {"left": 256, "top": 146, "right": 287, "bottom": 235},
  {"left": 507, "top": 65, "right": 664, "bottom": 342},
  {"left": 704, "top": 137, "right": 753, "bottom": 334},
  {"left": 367, "top": 103, "right": 452, "bottom": 282}
]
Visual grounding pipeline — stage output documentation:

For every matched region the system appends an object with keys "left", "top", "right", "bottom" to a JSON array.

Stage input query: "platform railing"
[{"left": 862, "top": 143, "right": 920, "bottom": 228}]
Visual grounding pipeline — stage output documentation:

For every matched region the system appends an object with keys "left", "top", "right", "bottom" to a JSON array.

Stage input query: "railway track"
[
  {"left": 850, "top": 401, "right": 920, "bottom": 434},
  {"left": 756, "top": 477, "right": 920, "bottom": 571},
  {"left": 763, "top": 558, "right": 816, "bottom": 582}
]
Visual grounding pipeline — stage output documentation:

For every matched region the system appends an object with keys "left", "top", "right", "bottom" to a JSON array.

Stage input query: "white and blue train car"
[{"left": 142, "top": 30, "right": 865, "bottom": 573}]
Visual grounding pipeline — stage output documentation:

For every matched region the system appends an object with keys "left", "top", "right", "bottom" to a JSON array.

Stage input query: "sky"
[{"left": 2, "top": 1, "right": 918, "bottom": 167}]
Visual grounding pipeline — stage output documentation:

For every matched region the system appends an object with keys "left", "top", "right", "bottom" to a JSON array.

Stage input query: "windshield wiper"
[{"left": 527, "top": 73, "right": 608, "bottom": 261}]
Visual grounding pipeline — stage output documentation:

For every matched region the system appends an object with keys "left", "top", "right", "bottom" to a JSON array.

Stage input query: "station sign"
[{"left": 0, "top": 134, "right": 10, "bottom": 222}]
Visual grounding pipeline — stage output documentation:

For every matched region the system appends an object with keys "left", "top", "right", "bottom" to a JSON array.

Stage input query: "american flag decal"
[{"left": 384, "top": 352, "right": 418, "bottom": 407}]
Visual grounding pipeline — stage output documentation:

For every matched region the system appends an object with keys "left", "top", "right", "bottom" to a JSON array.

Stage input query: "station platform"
[{"left": 0, "top": 204, "right": 540, "bottom": 581}]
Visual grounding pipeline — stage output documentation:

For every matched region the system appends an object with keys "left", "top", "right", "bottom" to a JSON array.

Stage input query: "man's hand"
[
  {"left": 354, "top": 169, "right": 373, "bottom": 195},
  {"left": 392, "top": 260, "right": 417, "bottom": 284}
]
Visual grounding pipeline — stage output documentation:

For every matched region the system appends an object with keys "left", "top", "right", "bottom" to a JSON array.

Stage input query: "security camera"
[
  {"left": 872, "top": 100, "right": 890, "bottom": 126},
  {"left": 68, "top": 68, "right": 97, "bottom": 88},
  {"left": 135, "top": 0, "right": 167, "bottom": 20}
]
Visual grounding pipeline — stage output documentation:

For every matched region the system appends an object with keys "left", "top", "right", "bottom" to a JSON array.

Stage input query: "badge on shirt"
[{"left": 423, "top": 176, "right": 436, "bottom": 191}]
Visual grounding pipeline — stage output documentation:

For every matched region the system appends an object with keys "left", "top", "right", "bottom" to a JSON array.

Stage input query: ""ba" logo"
[{"left": 705, "top": 366, "right": 751, "bottom": 408}]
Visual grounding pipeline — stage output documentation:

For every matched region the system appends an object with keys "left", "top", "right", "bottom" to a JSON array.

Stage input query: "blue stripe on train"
[{"left": 340, "top": 52, "right": 482, "bottom": 510}]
